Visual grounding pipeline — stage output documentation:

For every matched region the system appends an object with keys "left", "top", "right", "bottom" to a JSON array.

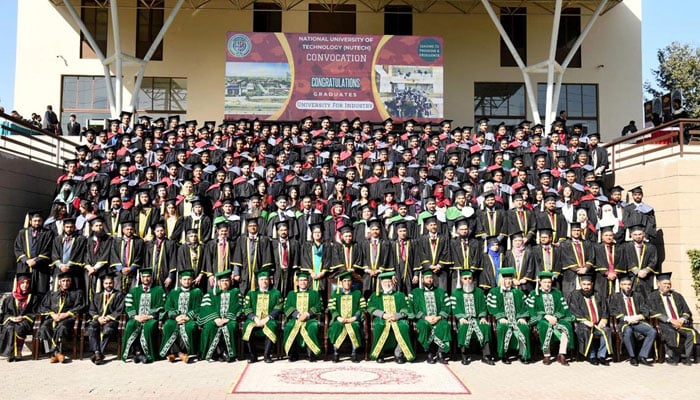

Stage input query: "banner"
[{"left": 225, "top": 32, "right": 444, "bottom": 122}]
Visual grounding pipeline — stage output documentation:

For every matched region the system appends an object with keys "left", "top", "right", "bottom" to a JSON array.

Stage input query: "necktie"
[
  {"left": 281, "top": 241, "right": 288, "bottom": 267},
  {"left": 372, "top": 240, "right": 378, "bottom": 261},
  {"left": 544, "top": 246, "right": 551, "bottom": 270},
  {"left": 400, "top": 240, "right": 406, "bottom": 260},
  {"left": 625, "top": 296, "right": 635, "bottom": 316},
  {"left": 666, "top": 295, "right": 678, "bottom": 319},
  {"left": 518, "top": 210, "right": 525, "bottom": 229},
  {"left": 636, "top": 244, "right": 643, "bottom": 259},
  {"left": 155, "top": 240, "right": 162, "bottom": 267},
  {"left": 32, "top": 229, "right": 37, "bottom": 239},
  {"left": 93, "top": 238, "right": 100, "bottom": 254},
  {"left": 587, "top": 297, "right": 598, "bottom": 324},
  {"left": 123, "top": 239, "right": 131, "bottom": 268}
]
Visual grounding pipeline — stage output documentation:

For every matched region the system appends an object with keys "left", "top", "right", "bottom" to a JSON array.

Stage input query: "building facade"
[{"left": 15, "top": 0, "right": 641, "bottom": 141}]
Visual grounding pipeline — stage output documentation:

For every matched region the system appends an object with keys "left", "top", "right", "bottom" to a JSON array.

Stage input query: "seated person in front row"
[
  {"left": 648, "top": 272, "right": 698, "bottom": 366},
  {"left": 608, "top": 273, "right": 656, "bottom": 366},
  {"left": 85, "top": 273, "right": 125, "bottom": 365},
  {"left": 567, "top": 273, "right": 612, "bottom": 365},
  {"left": 327, "top": 271, "right": 366, "bottom": 363},
  {"left": 159, "top": 269, "right": 203, "bottom": 364},
  {"left": 121, "top": 268, "right": 166, "bottom": 364},
  {"left": 0, "top": 273, "right": 40, "bottom": 362},
  {"left": 39, "top": 271, "right": 85, "bottom": 364},
  {"left": 242, "top": 269, "right": 283, "bottom": 363},
  {"left": 527, "top": 271, "right": 574, "bottom": 366},
  {"left": 283, "top": 271, "right": 323, "bottom": 362},
  {"left": 198, "top": 270, "right": 243, "bottom": 363},
  {"left": 367, "top": 271, "right": 415, "bottom": 364},
  {"left": 410, "top": 270, "right": 451, "bottom": 364},
  {"left": 486, "top": 267, "right": 531, "bottom": 364},
  {"left": 452, "top": 270, "right": 494, "bottom": 365}
]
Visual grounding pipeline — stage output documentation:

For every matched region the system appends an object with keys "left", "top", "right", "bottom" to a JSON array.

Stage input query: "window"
[
  {"left": 556, "top": 8, "right": 581, "bottom": 68},
  {"left": 136, "top": 77, "right": 187, "bottom": 115},
  {"left": 537, "top": 83, "right": 598, "bottom": 133},
  {"left": 60, "top": 75, "right": 113, "bottom": 124},
  {"left": 384, "top": 5, "right": 412, "bottom": 36},
  {"left": 474, "top": 83, "right": 526, "bottom": 126},
  {"left": 80, "top": 0, "right": 108, "bottom": 59},
  {"left": 254, "top": 2, "right": 282, "bottom": 32},
  {"left": 308, "top": 4, "right": 356, "bottom": 34},
  {"left": 500, "top": 7, "right": 526, "bottom": 67},
  {"left": 136, "top": 0, "right": 164, "bottom": 60}
]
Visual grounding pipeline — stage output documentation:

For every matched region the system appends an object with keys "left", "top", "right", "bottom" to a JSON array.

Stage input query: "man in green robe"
[
  {"left": 198, "top": 269, "right": 243, "bottom": 362},
  {"left": 159, "top": 269, "right": 203, "bottom": 363},
  {"left": 242, "top": 269, "right": 283, "bottom": 363},
  {"left": 283, "top": 270, "right": 323, "bottom": 361},
  {"left": 526, "top": 271, "right": 574, "bottom": 366},
  {"left": 368, "top": 271, "right": 415, "bottom": 363},
  {"left": 486, "top": 267, "right": 531, "bottom": 364},
  {"left": 409, "top": 270, "right": 451, "bottom": 364},
  {"left": 451, "top": 270, "right": 494, "bottom": 365},
  {"left": 327, "top": 270, "right": 365, "bottom": 363},
  {"left": 121, "top": 268, "right": 166, "bottom": 363}
]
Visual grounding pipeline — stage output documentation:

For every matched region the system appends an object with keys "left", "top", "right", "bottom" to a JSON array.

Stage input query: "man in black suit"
[{"left": 66, "top": 114, "right": 81, "bottom": 136}]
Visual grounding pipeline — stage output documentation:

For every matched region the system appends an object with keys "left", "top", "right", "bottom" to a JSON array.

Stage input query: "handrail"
[
  {"left": 0, "top": 112, "right": 84, "bottom": 168},
  {"left": 602, "top": 118, "right": 700, "bottom": 172}
]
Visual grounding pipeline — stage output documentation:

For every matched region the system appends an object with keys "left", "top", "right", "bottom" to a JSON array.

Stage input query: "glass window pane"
[
  {"left": 77, "top": 77, "right": 93, "bottom": 109},
  {"left": 62, "top": 76, "right": 78, "bottom": 109},
  {"left": 93, "top": 77, "right": 108, "bottom": 109},
  {"left": 170, "top": 78, "right": 187, "bottom": 111},
  {"left": 566, "top": 84, "right": 582, "bottom": 117},
  {"left": 582, "top": 84, "right": 597, "bottom": 117}
]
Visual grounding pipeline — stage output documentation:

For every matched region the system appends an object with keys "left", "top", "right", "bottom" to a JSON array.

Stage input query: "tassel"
[{"left": 23, "top": 213, "right": 29, "bottom": 229}]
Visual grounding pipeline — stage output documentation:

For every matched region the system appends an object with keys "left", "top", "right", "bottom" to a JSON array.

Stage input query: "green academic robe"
[
  {"left": 198, "top": 288, "right": 243, "bottom": 361},
  {"left": 282, "top": 289, "right": 323, "bottom": 356},
  {"left": 242, "top": 289, "right": 283, "bottom": 343},
  {"left": 526, "top": 288, "right": 574, "bottom": 352},
  {"left": 451, "top": 287, "right": 491, "bottom": 348},
  {"left": 487, "top": 286, "right": 531, "bottom": 360},
  {"left": 367, "top": 291, "right": 415, "bottom": 361},
  {"left": 409, "top": 286, "right": 451, "bottom": 353},
  {"left": 327, "top": 290, "right": 365, "bottom": 350},
  {"left": 159, "top": 287, "right": 203, "bottom": 357},
  {"left": 121, "top": 285, "right": 166, "bottom": 362}
]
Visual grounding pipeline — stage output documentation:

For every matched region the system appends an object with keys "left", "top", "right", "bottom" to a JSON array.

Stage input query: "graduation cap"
[
  {"left": 610, "top": 185, "right": 624, "bottom": 194},
  {"left": 120, "top": 111, "right": 132, "bottom": 119},
  {"left": 140, "top": 268, "right": 153, "bottom": 276},
  {"left": 378, "top": 271, "right": 395, "bottom": 280},
  {"left": 245, "top": 216, "right": 260, "bottom": 226},
  {"left": 16, "top": 272, "right": 32, "bottom": 282},
  {"left": 275, "top": 220, "right": 290, "bottom": 230},
  {"left": 587, "top": 132, "right": 601, "bottom": 139},
  {"left": 629, "top": 224, "right": 645, "bottom": 233},
  {"left": 476, "top": 117, "right": 490, "bottom": 125},
  {"left": 579, "top": 273, "right": 595, "bottom": 283},
  {"left": 439, "top": 119, "right": 453, "bottom": 127},
  {"left": 185, "top": 228, "right": 199, "bottom": 236},
  {"left": 337, "top": 270, "right": 353, "bottom": 281},
  {"left": 460, "top": 270, "right": 474, "bottom": 277},
  {"left": 382, "top": 118, "right": 394, "bottom": 126},
  {"left": 510, "top": 231, "right": 524, "bottom": 240},
  {"left": 257, "top": 268, "right": 272, "bottom": 279},
  {"left": 423, "top": 215, "right": 439, "bottom": 226},
  {"left": 537, "top": 271, "right": 554, "bottom": 280},
  {"left": 543, "top": 192, "right": 558, "bottom": 203},
  {"left": 499, "top": 267, "right": 515, "bottom": 277},
  {"left": 599, "top": 225, "right": 615, "bottom": 234},
  {"left": 404, "top": 119, "right": 417, "bottom": 127},
  {"left": 309, "top": 222, "right": 324, "bottom": 233},
  {"left": 367, "top": 218, "right": 383, "bottom": 229},
  {"left": 296, "top": 270, "right": 311, "bottom": 280},
  {"left": 455, "top": 217, "right": 470, "bottom": 228},
  {"left": 121, "top": 220, "right": 136, "bottom": 229},
  {"left": 179, "top": 269, "right": 195, "bottom": 278},
  {"left": 75, "top": 145, "right": 91, "bottom": 153},
  {"left": 657, "top": 272, "right": 672, "bottom": 282},
  {"left": 216, "top": 270, "right": 232, "bottom": 280},
  {"left": 617, "top": 273, "right": 634, "bottom": 283},
  {"left": 57, "top": 271, "right": 72, "bottom": 279},
  {"left": 629, "top": 186, "right": 643, "bottom": 194},
  {"left": 338, "top": 224, "right": 354, "bottom": 234},
  {"left": 88, "top": 215, "right": 105, "bottom": 226},
  {"left": 482, "top": 190, "right": 495, "bottom": 199}
]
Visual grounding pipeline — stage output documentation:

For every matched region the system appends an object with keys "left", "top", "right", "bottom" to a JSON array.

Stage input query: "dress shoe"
[
  {"left": 56, "top": 352, "right": 66, "bottom": 363},
  {"left": 666, "top": 357, "right": 678, "bottom": 366},
  {"left": 557, "top": 354, "right": 569, "bottom": 366},
  {"left": 96, "top": 353, "right": 105, "bottom": 365},
  {"left": 308, "top": 353, "right": 317, "bottom": 363},
  {"left": 332, "top": 353, "right": 340, "bottom": 363},
  {"left": 520, "top": 357, "right": 530, "bottom": 365},
  {"left": 638, "top": 357, "right": 653, "bottom": 366},
  {"left": 461, "top": 354, "right": 470, "bottom": 365},
  {"left": 50, "top": 355, "right": 58, "bottom": 363},
  {"left": 396, "top": 355, "right": 406, "bottom": 364},
  {"left": 351, "top": 353, "right": 360, "bottom": 363},
  {"left": 90, "top": 353, "right": 97, "bottom": 364},
  {"left": 629, "top": 357, "right": 639, "bottom": 366},
  {"left": 247, "top": 354, "right": 257, "bottom": 364},
  {"left": 502, "top": 357, "right": 511, "bottom": 365},
  {"left": 289, "top": 353, "right": 298, "bottom": 362},
  {"left": 264, "top": 354, "right": 273, "bottom": 363},
  {"left": 683, "top": 358, "right": 693, "bottom": 366},
  {"left": 437, "top": 352, "right": 447, "bottom": 364},
  {"left": 167, "top": 354, "right": 176, "bottom": 363},
  {"left": 376, "top": 356, "right": 385, "bottom": 363},
  {"left": 598, "top": 357, "right": 609, "bottom": 366},
  {"left": 588, "top": 358, "right": 599, "bottom": 366},
  {"left": 482, "top": 356, "right": 495, "bottom": 366},
  {"left": 7, "top": 356, "right": 16, "bottom": 363},
  {"left": 179, "top": 352, "right": 189, "bottom": 364},
  {"left": 426, "top": 353, "right": 436, "bottom": 364},
  {"left": 542, "top": 356, "right": 552, "bottom": 365}
]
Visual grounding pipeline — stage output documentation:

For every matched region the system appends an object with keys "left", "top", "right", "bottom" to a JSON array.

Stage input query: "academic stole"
[
  {"left": 99, "top": 292, "right": 116, "bottom": 342},
  {"left": 571, "top": 242, "right": 586, "bottom": 290},
  {"left": 285, "top": 292, "right": 319, "bottom": 355},
  {"left": 487, "top": 211, "right": 497, "bottom": 236},
  {"left": 247, "top": 238, "right": 259, "bottom": 291},
  {"left": 429, "top": 237, "right": 440, "bottom": 265},
  {"left": 396, "top": 242, "right": 411, "bottom": 282},
  {"left": 189, "top": 246, "right": 201, "bottom": 274},
  {"left": 311, "top": 244, "right": 322, "bottom": 291},
  {"left": 151, "top": 242, "right": 165, "bottom": 280},
  {"left": 344, "top": 245, "right": 354, "bottom": 271},
  {"left": 138, "top": 209, "right": 152, "bottom": 238},
  {"left": 489, "top": 255, "right": 502, "bottom": 287}
]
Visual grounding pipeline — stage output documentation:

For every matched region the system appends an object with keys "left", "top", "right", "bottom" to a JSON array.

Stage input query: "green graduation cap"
[
  {"left": 499, "top": 267, "right": 516, "bottom": 277},
  {"left": 337, "top": 270, "right": 353, "bottom": 281},
  {"left": 215, "top": 270, "right": 232, "bottom": 280},
  {"left": 140, "top": 268, "right": 153, "bottom": 276},
  {"left": 257, "top": 268, "right": 272, "bottom": 278},
  {"left": 296, "top": 270, "right": 311, "bottom": 279},
  {"left": 378, "top": 271, "right": 395, "bottom": 280},
  {"left": 537, "top": 271, "right": 554, "bottom": 279},
  {"left": 460, "top": 270, "right": 473, "bottom": 277},
  {"left": 179, "top": 269, "right": 195, "bottom": 278}
]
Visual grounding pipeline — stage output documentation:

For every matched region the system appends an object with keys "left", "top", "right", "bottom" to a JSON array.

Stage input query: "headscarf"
[{"left": 13, "top": 275, "right": 31, "bottom": 308}]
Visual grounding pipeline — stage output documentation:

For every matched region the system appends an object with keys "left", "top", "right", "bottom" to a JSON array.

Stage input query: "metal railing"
[
  {"left": 603, "top": 118, "right": 700, "bottom": 172},
  {"left": 0, "top": 112, "right": 83, "bottom": 168}
]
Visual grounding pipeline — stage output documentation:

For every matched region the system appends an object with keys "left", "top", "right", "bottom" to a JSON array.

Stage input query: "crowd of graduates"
[{"left": 1, "top": 112, "right": 698, "bottom": 368}]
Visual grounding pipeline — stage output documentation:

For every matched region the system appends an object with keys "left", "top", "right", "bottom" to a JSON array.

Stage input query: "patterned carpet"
[{"left": 230, "top": 362, "right": 471, "bottom": 395}]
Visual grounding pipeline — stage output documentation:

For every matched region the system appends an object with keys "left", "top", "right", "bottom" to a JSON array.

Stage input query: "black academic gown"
[
  {"left": 417, "top": 234, "right": 452, "bottom": 290},
  {"left": 529, "top": 244, "right": 562, "bottom": 289},
  {"left": 358, "top": 239, "right": 393, "bottom": 296},
  {"left": 503, "top": 248, "right": 535, "bottom": 293},
  {"left": 390, "top": 238, "right": 421, "bottom": 295},
  {"left": 85, "top": 289, "right": 125, "bottom": 353},
  {"left": 567, "top": 289, "right": 612, "bottom": 357},
  {"left": 50, "top": 234, "right": 87, "bottom": 294},
  {"left": 592, "top": 243, "right": 626, "bottom": 300},
  {"left": 621, "top": 241, "right": 658, "bottom": 299},
  {"left": 448, "top": 238, "right": 482, "bottom": 293},
  {"left": 144, "top": 238, "right": 178, "bottom": 289},
  {"left": 39, "top": 289, "right": 85, "bottom": 353},
  {"left": 299, "top": 241, "right": 332, "bottom": 297},
  {"left": 535, "top": 211, "right": 569, "bottom": 243},
  {"left": 271, "top": 238, "right": 301, "bottom": 296},
  {"left": 559, "top": 239, "right": 595, "bottom": 299},
  {"left": 232, "top": 235, "right": 273, "bottom": 295},
  {"left": 0, "top": 293, "right": 40, "bottom": 357},
  {"left": 83, "top": 234, "right": 114, "bottom": 302},
  {"left": 14, "top": 227, "right": 54, "bottom": 296},
  {"left": 109, "top": 236, "right": 145, "bottom": 293}
]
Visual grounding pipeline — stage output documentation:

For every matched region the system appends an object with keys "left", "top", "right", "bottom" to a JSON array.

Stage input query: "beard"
[
  {"left": 463, "top": 282, "right": 475, "bottom": 292},
  {"left": 582, "top": 288, "right": 594, "bottom": 297}
]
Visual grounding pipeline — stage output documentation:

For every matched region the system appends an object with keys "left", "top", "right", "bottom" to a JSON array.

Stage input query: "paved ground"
[{"left": 3, "top": 350, "right": 699, "bottom": 400}]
